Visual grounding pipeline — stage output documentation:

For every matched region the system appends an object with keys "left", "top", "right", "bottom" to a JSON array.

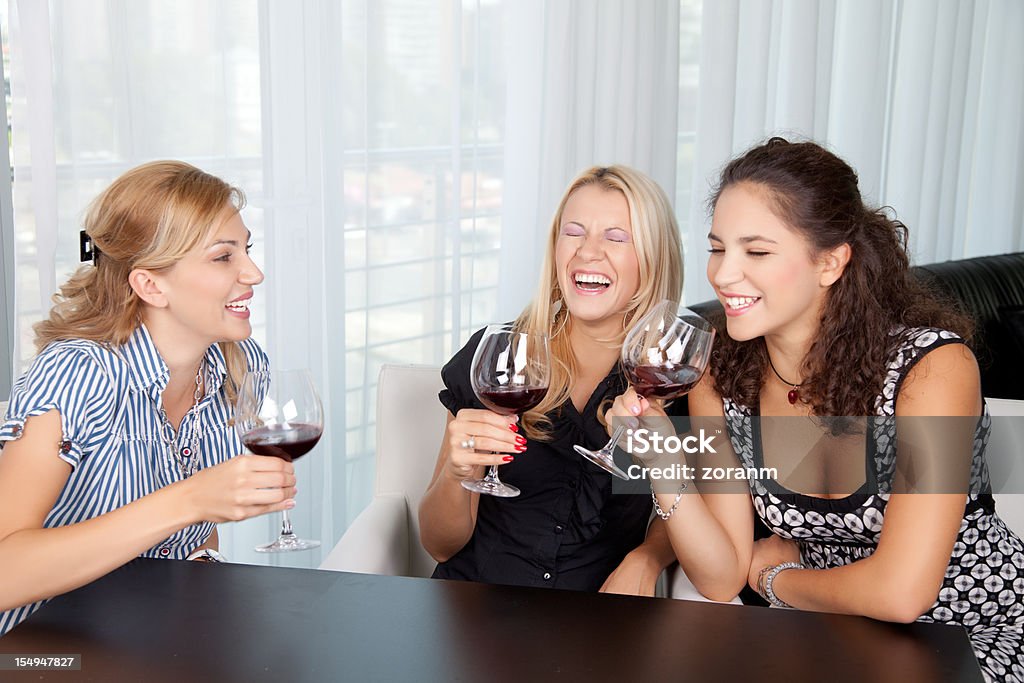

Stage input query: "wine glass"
[
  {"left": 574, "top": 300, "right": 715, "bottom": 479},
  {"left": 234, "top": 369, "right": 324, "bottom": 552},
  {"left": 462, "top": 324, "right": 551, "bottom": 498}
]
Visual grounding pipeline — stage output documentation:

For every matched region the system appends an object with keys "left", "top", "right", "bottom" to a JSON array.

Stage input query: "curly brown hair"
[{"left": 708, "top": 137, "right": 973, "bottom": 421}]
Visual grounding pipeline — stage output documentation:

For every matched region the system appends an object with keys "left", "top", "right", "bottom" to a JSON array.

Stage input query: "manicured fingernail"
[
  {"left": 631, "top": 405, "right": 640, "bottom": 415},
  {"left": 502, "top": 455, "right": 514, "bottom": 462},
  {"left": 285, "top": 499, "right": 296, "bottom": 509},
  {"left": 515, "top": 436, "right": 527, "bottom": 445},
  {"left": 515, "top": 445, "right": 526, "bottom": 452},
  {"left": 509, "top": 423, "right": 519, "bottom": 432}
]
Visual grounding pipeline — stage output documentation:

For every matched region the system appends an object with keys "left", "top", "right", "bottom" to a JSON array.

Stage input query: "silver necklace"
[{"left": 159, "top": 364, "right": 205, "bottom": 477}]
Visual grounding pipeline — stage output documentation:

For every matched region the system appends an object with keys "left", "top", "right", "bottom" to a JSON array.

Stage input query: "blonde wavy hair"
[
  {"left": 34, "top": 160, "right": 250, "bottom": 399},
  {"left": 514, "top": 165, "right": 684, "bottom": 439}
]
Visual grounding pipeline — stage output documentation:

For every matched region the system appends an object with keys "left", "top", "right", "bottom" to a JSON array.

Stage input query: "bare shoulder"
[{"left": 896, "top": 343, "right": 981, "bottom": 417}]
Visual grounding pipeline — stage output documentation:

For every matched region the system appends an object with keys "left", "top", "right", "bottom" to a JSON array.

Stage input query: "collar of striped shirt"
[{"left": 117, "top": 324, "right": 229, "bottom": 401}]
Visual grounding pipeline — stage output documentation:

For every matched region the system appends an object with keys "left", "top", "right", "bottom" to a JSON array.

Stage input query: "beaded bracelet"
[
  {"left": 651, "top": 480, "right": 688, "bottom": 520},
  {"left": 763, "top": 561, "right": 804, "bottom": 608}
]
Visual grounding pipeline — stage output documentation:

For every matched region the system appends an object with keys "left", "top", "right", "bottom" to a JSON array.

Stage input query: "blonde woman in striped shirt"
[{"left": 0, "top": 162, "right": 296, "bottom": 635}]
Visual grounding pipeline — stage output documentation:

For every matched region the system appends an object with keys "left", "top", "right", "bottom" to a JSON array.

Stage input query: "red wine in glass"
[
  {"left": 242, "top": 423, "right": 323, "bottom": 462},
  {"left": 476, "top": 386, "right": 547, "bottom": 415},
  {"left": 626, "top": 363, "right": 704, "bottom": 400}
]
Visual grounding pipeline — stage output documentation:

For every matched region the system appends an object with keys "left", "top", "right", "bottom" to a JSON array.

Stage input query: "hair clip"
[{"left": 80, "top": 230, "right": 98, "bottom": 263}]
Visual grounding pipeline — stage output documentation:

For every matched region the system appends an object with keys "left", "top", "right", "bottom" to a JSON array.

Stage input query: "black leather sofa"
[{"left": 690, "top": 251, "right": 1024, "bottom": 400}]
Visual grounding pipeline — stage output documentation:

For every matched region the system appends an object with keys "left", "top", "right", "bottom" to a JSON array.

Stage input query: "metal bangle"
[
  {"left": 756, "top": 565, "right": 773, "bottom": 597},
  {"left": 187, "top": 548, "right": 226, "bottom": 563},
  {"left": 651, "top": 480, "right": 688, "bottom": 520},
  {"left": 764, "top": 561, "right": 804, "bottom": 608}
]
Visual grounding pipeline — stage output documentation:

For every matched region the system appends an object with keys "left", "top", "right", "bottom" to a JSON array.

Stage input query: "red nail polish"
[
  {"left": 515, "top": 445, "right": 526, "bottom": 452},
  {"left": 502, "top": 455, "right": 514, "bottom": 462},
  {"left": 509, "top": 424, "right": 519, "bottom": 433},
  {"left": 515, "top": 436, "right": 527, "bottom": 446}
]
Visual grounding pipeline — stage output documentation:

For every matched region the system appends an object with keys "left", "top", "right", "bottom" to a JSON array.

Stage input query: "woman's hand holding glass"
[
  {"left": 575, "top": 301, "right": 715, "bottom": 479},
  {"left": 445, "top": 409, "right": 523, "bottom": 481},
  {"left": 234, "top": 369, "right": 324, "bottom": 552},
  {"left": 461, "top": 325, "right": 550, "bottom": 497},
  {"left": 605, "top": 385, "right": 665, "bottom": 423},
  {"left": 184, "top": 454, "right": 297, "bottom": 523},
  {"left": 604, "top": 387, "right": 679, "bottom": 466}
]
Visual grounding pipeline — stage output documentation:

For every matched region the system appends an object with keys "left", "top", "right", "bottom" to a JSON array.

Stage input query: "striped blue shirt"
[{"left": 0, "top": 324, "right": 269, "bottom": 635}]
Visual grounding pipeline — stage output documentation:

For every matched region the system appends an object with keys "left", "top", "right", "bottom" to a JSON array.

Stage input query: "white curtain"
[
  {"left": 3, "top": 0, "right": 1022, "bottom": 568},
  {"left": 497, "top": 0, "right": 681, "bottom": 319},
  {"left": 684, "top": 0, "right": 1024, "bottom": 304}
]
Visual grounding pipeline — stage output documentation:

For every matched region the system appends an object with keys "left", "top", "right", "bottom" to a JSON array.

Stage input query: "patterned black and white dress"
[{"left": 723, "top": 328, "right": 1024, "bottom": 682}]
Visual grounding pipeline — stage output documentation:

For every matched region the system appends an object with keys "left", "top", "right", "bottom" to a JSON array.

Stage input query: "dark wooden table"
[{"left": 0, "top": 558, "right": 982, "bottom": 682}]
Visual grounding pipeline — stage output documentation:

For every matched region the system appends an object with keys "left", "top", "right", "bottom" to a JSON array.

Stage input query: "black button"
[
  {"left": 60, "top": 440, "right": 73, "bottom": 454},
  {"left": 554, "top": 525, "right": 563, "bottom": 534},
  {"left": 543, "top": 572, "right": 552, "bottom": 581},
  {"left": 159, "top": 547, "right": 171, "bottom": 557},
  {"left": 11, "top": 424, "right": 22, "bottom": 434}
]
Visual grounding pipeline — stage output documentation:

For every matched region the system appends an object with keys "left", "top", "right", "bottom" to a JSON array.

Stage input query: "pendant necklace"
[{"left": 767, "top": 355, "right": 802, "bottom": 405}]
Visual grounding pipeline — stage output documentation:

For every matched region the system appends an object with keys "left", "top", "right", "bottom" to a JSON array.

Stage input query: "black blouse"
[{"left": 431, "top": 327, "right": 688, "bottom": 591}]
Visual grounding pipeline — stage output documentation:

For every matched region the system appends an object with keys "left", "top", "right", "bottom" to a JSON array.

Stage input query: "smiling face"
[
  {"left": 707, "top": 182, "right": 832, "bottom": 344},
  {"left": 554, "top": 184, "right": 641, "bottom": 335},
  {"left": 150, "top": 207, "right": 264, "bottom": 346}
]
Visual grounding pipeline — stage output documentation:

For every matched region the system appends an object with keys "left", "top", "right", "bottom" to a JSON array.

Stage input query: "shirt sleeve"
[
  {"left": 0, "top": 344, "right": 115, "bottom": 469},
  {"left": 438, "top": 327, "right": 487, "bottom": 416}
]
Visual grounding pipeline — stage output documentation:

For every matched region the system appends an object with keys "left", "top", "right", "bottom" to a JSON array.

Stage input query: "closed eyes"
[
  {"left": 560, "top": 224, "right": 631, "bottom": 242},
  {"left": 706, "top": 247, "right": 770, "bottom": 257}
]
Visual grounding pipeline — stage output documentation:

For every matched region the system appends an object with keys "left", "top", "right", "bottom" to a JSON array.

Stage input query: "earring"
[
  {"left": 551, "top": 298, "right": 569, "bottom": 338},
  {"left": 551, "top": 298, "right": 563, "bottom": 321}
]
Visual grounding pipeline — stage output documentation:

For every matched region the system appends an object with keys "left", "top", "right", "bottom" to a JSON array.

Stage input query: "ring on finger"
[{"left": 460, "top": 436, "right": 476, "bottom": 450}]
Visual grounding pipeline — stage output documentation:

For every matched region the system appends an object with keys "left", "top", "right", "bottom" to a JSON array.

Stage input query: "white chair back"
[
  {"left": 374, "top": 364, "right": 447, "bottom": 578},
  {"left": 986, "top": 398, "right": 1024, "bottom": 536}
]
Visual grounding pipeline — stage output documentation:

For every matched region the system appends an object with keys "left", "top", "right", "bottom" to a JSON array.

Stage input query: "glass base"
[
  {"left": 460, "top": 478, "right": 520, "bottom": 498},
  {"left": 573, "top": 444, "right": 631, "bottom": 480},
  {"left": 254, "top": 535, "right": 321, "bottom": 553}
]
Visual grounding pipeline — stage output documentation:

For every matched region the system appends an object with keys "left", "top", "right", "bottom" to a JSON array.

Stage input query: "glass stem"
[
  {"left": 600, "top": 424, "right": 628, "bottom": 456},
  {"left": 483, "top": 465, "right": 502, "bottom": 484},
  {"left": 279, "top": 508, "right": 295, "bottom": 538}
]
